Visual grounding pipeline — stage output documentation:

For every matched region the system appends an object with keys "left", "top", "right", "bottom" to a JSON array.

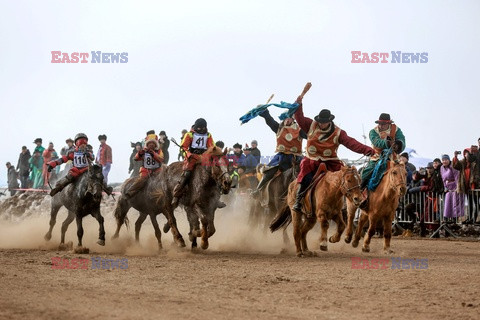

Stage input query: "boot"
[
  {"left": 103, "top": 182, "right": 113, "bottom": 196},
  {"left": 124, "top": 177, "right": 148, "bottom": 200},
  {"left": 293, "top": 181, "right": 309, "bottom": 215},
  {"left": 50, "top": 175, "right": 73, "bottom": 197},
  {"left": 358, "top": 177, "right": 370, "bottom": 210},
  {"left": 171, "top": 171, "right": 192, "bottom": 207},
  {"left": 217, "top": 201, "right": 226, "bottom": 209},
  {"left": 250, "top": 168, "right": 277, "bottom": 198}
]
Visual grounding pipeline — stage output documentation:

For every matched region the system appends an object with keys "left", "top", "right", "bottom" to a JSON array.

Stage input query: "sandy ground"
[{"left": 0, "top": 194, "right": 479, "bottom": 320}]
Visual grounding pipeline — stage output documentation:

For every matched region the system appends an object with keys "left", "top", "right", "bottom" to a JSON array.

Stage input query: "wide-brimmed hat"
[
  {"left": 375, "top": 113, "right": 394, "bottom": 124},
  {"left": 233, "top": 143, "right": 242, "bottom": 149},
  {"left": 98, "top": 134, "right": 107, "bottom": 141},
  {"left": 314, "top": 109, "right": 335, "bottom": 123},
  {"left": 145, "top": 134, "right": 160, "bottom": 149},
  {"left": 33, "top": 138, "right": 42, "bottom": 144},
  {"left": 65, "top": 138, "right": 74, "bottom": 144},
  {"left": 400, "top": 152, "right": 409, "bottom": 160}
]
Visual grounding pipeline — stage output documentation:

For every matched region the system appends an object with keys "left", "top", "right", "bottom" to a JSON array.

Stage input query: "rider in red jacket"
[{"left": 47, "top": 133, "right": 112, "bottom": 196}]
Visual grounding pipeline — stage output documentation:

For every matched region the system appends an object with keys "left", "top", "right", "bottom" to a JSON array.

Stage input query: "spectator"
[
  {"left": 229, "top": 143, "right": 245, "bottom": 173},
  {"left": 6, "top": 162, "right": 19, "bottom": 196},
  {"left": 159, "top": 131, "right": 170, "bottom": 164},
  {"left": 452, "top": 148, "right": 479, "bottom": 224},
  {"left": 29, "top": 148, "right": 44, "bottom": 189},
  {"left": 215, "top": 141, "right": 225, "bottom": 149},
  {"left": 400, "top": 152, "right": 416, "bottom": 184},
  {"left": 96, "top": 134, "right": 113, "bottom": 183},
  {"left": 33, "top": 138, "right": 45, "bottom": 154},
  {"left": 16, "top": 146, "right": 31, "bottom": 191},
  {"left": 243, "top": 146, "right": 260, "bottom": 189},
  {"left": 440, "top": 154, "right": 464, "bottom": 221},
  {"left": 128, "top": 142, "right": 142, "bottom": 178},
  {"left": 421, "top": 161, "right": 444, "bottom": 222},
  {"left": 42, "top": 142, "right": 58, "bottom": 186},
  {"left": 177, "top": 129, "right": 188, "bottom": 161},
  {"left": 60, "top": 138, "right": 75, "bottom": 172},
  {"left": 250, "top": 140, "right": 261, "bottom": 163}
]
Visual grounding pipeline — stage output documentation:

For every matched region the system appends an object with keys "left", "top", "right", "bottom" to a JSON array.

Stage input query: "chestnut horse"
[
  {"left": 270, "top": 165, "right": 363, "bottom": 257},
  {"left": 348, "top": 161, "right": 407, "bottom": 253}
]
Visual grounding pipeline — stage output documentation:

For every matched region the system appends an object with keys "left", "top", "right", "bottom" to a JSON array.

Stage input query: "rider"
[
  {"left": 251, "top": 108, "right": 307, "bottom": 197},
  {"left": 292, "top": 96, "right": 375, "bottom": 215},
  {"left": 124, "top": 133, "right": 164, "bottom": 199},
  {"left": 47, "top": 133, "right": 113, "bottom": 197},
  {"left": 171, "top": 118, "right": 215, "bottom": 207},
  {"left": 360, "top": 113, "right": 405, "bottom": 192}
]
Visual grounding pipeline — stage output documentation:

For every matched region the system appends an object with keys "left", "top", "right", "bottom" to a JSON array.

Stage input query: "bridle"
[
  {"left": 388, "top": 164, "right": 407, "bottom": 194},
  {"left": 339, "top": 168, "right": 362, "bottom": 197}
]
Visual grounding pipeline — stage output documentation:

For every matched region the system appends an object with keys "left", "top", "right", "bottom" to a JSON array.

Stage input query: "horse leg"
[
  {"left": 329, "top": 210, "right": 346, "bottom": 244},
  {"left": 92, "top": 209, "right": 105, "bottom": 246},
  {"left": 135, "top": 212, "right": 148, "bottom": 243},
  {"left": 300, "top": 215, "right": 316, "bottom": 256},
  {"left": 291, "top": 209, "right": 303, "bottom": 257},
  {"left": 362, "top": 215, "right": 379, "bottom": 253},
  {"left": 149, "top": 213, "right": 163, "bottom": 250},
  {"left": 383, "top": 215, "right": 394, "bottom": 254},
  {"left": 318, "top": 214, "right": 329, "bottom": 251},
  {"left": 60, "top": 211, "right": 75, "bottom": 246},
  {"left": 344, "top": 198, "right": 357, "bottom": 244},
  {"left": 165, "top": 209, "right": 186, "bottom": 247},
  {"left": 44, "top": 202, "right": 62, "bottom": 241},
  {"left": 76, "top": 215, "right": 84, "bottom": 247},
  {"left": 352, "top": 212, "right": 369, "bottom": 248},
  {"left": 186, "top": 207, "right": 200, "bottom": 249},
  {"left": 112, "top": 197, "right": 131, "bottom": 239}
]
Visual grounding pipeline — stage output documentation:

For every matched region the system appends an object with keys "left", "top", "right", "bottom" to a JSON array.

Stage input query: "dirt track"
[{"left": 0, "top": 194, "right": 479, "bottom": 319}]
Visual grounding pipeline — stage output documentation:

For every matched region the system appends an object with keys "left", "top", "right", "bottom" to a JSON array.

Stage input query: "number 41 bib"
[{"left": 191, "top": 133, "right": 208, "bottom": 149}]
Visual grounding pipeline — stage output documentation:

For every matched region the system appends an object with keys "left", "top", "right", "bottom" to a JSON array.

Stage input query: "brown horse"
[
  {"left": 270, "top": 165, "right": 363, "bottom": 257},
  {"left": 162, "top": 146, "right": 232, "bottom": 250},
  {"left": 348, "top": 161, "right": 407, "bottom": 253}
]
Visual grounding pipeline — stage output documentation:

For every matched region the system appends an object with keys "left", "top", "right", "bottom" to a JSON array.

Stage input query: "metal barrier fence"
[{"left": 354, "top": 190, "right": 480, "bottom": 238}]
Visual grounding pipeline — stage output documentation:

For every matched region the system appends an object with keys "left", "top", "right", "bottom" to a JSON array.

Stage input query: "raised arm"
[{"left": 259, "top": 109, "right": 279, "bottom": 133}]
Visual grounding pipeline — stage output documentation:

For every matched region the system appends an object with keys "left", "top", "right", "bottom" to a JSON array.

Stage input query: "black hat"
[
  {"left": 427, "top": 162, "right": 434, "bottom": 168},
  {"left": 400, "top": 152, "right": 409, "bottom": 160},
  {"left": 215, "top": 141, "right": 225, "bottom": 148},
  {"left": 233, "top": 143, "right": 242, "bottom": 149},
  {"left": 375, "top": 113, "right": 394, "bottom": 124},
  {"left": 314, "top": 109, "right": 335, "bottom": 123},
  {"left": 194, "top": 118, "right": 207, "bottom": 128},
  {"left": 146, "top": 130, "right": 155, "bottom": 136},
  {"left": 22, "top": 146, "right": 27, "bottom": 150},
  {"left": 159, "top": 131, "right": 166, "bottom": 136},
  {"left": 433, "top": 158, "right": 441, "bottom": 163},
  {"left": 135, "top": 141, "right": 142, "bottom": 147},
  {"left": 65, "top": 138, "right": 74, "bottom": 144},
  {"left": 33, "top": 138, "right": 42, "bottom": 144},
  {"left": 98, "top": 134, "right": 107, "bottom": 141}
]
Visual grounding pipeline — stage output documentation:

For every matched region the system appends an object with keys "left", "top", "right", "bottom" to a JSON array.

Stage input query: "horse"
[
  {"left": 161, "top": 146, "right": 232, "bottom": 250},
  {"left": 112, "top": 167, "right": 186, "bottom": 250},
  {"left": 348, "top": 161, "right": 407, "bottom": 253},
  {"left": 270, "top": 165, "right": 363, "bottom": 257},
  {"left": 44, "top": 163, "right": 105, "bottom": 253},
  {"left": 249, "top": 159, "right": 300, "bottom": 243}
]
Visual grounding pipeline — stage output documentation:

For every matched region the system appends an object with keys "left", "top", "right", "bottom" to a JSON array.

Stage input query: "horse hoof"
[
  {"left": 279, "top": 248, "right": 288, "bottom": 255},
  {"left": 177, "top": 237, "right": 186, "bottom": 248},
  {"left": 58, "top": 243, "right": 68, "bottom": 251},
  {"left": 344, "top": 236, "right": 352, "bottom": 244},
  {"left": 352, "top": 240, "right": 359, "bottom": 248},
  {"left": 296, "top": 252, "right": 304, "bottom": 258},
  {"left": 163, "top": 223, "right": 170, "bottom": 233},
  {"left": 44, "top": 233, "right": 52, "bottom": 241},
  {"left": 329, "top": 236, "right": 339, "bottom": 243},
  {"left": 201, "top": 241, "right": 209, "bottom": 250},
  {"left": 74, "top": 246, "right": 90, "bottom": 254},
  {"left": 111, "top": 233, "right": 119, "bottom": 240},
  {"left": 303, "top": 250, "right": 313, "bottom": 257},
  {"left": 384, "top": 249, "right": 394, "bottom": 255},
  {"left": 320, "top": 245, "right": 328, "bottom": 252},
  {"left": 362, "top": 246, "right": 370, "bottom": 253},
  {"left": 97, "top": 239, "right": 105, "bottom": 246}
]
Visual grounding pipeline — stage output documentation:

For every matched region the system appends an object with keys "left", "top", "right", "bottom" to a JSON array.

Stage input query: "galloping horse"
[
  {"left": 163, "top": 146, "right": 232, "bottom": 250},
  {"left": 270, "top": 165, "right": 363, "bottom": 257},
  {"left": 348, "top": 161, "right": 407, "bottom": 253},
  {"left": 112, "top": 167, "right": 186, "bottom": 250},
  {"left": 44, "top": 163, "right": 105, "bottom": 252}
]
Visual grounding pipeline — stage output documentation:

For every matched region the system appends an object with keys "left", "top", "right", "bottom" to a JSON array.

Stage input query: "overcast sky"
[{"left": 1, "top": 0, "right": 479, "bottom": 186}]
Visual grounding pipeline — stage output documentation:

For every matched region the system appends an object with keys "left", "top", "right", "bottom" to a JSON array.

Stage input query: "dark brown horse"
[
  {"left": 348, "top": 161, "right": 407, "bottom": 253},
  {"left": 270, "top": 165, "right": 363, "bottom": 257},
  {"left": 44, "top": 163, "right": 105, "bottom": 252},
  {"left": 112, "top": 167, "right": 186, "bottom": 250}
]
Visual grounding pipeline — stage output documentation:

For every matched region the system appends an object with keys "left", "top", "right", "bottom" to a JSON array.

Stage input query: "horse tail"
[
  {"left": 114, "top": 198, "right": 130, "bottom": 230},
  {"left": 270, "top": 204, "right": 292, "bottom": 232}
]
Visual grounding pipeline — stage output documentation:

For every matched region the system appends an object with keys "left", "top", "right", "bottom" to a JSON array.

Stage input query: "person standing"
[
  {"left": 128, "top": 142, "right": 142, "bottom": 178},
  {"left": 250, "top": 140, "right": 261, "bottom": 164},
  {"left": 42, "top": 142, "right": 58, "bottom": 187},
  {"left": 96, "top": 134, "right": 113, "bottom": 184},
  {"left": 60, "top": 138, "right": 75, "bottom": 173},
  {"left": 6, "top": 162, "right": 19, "bottom": 196},
  {"left": 16, "top": 146, "right": 31, "bottom": 191},
  {"left": 29, "top": 148, "right": 44, "bottom": 189},
  {"left": 159, "top": 131, "right": 170, "bottom": 164},
  {"left": 177, "top": 129, "right": 188, "bottom": 161},
  {"left": 440, "top": 154, "right": 464, "bottom": 221}
]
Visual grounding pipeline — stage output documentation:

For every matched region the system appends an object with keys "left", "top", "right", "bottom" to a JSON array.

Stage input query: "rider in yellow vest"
[{"left": 250, "top": 109, "right": 306, "bottom": 197}]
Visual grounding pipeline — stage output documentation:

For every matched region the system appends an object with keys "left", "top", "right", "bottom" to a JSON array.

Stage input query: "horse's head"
[
  {"left": 203, "top": 146, "right": 232, "bottom": 194},
  {"left": 340, "top": 165, "right": 363, "bottom": 206},
  {"left": 388, "top": 161, "right": 407, "bottom": 196},
  {"left": 86, "top": 164, "right": 104, "bottom": 201}
]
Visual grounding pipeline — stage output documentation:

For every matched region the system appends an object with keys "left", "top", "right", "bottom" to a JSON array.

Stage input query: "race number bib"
[
  {"left": 143, "top": 153, "right": 160, "bottom": 169},
  {"left": 73, "top": 152, "right": 88, "bottom": 168},
  {"left": 191, "top": 133, "right": 207, "bottom": 149}
]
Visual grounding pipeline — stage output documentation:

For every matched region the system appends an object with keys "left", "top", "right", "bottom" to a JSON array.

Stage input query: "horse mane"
[{"left": 203, "top": 146, "right": 225, "bottom": 157}]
